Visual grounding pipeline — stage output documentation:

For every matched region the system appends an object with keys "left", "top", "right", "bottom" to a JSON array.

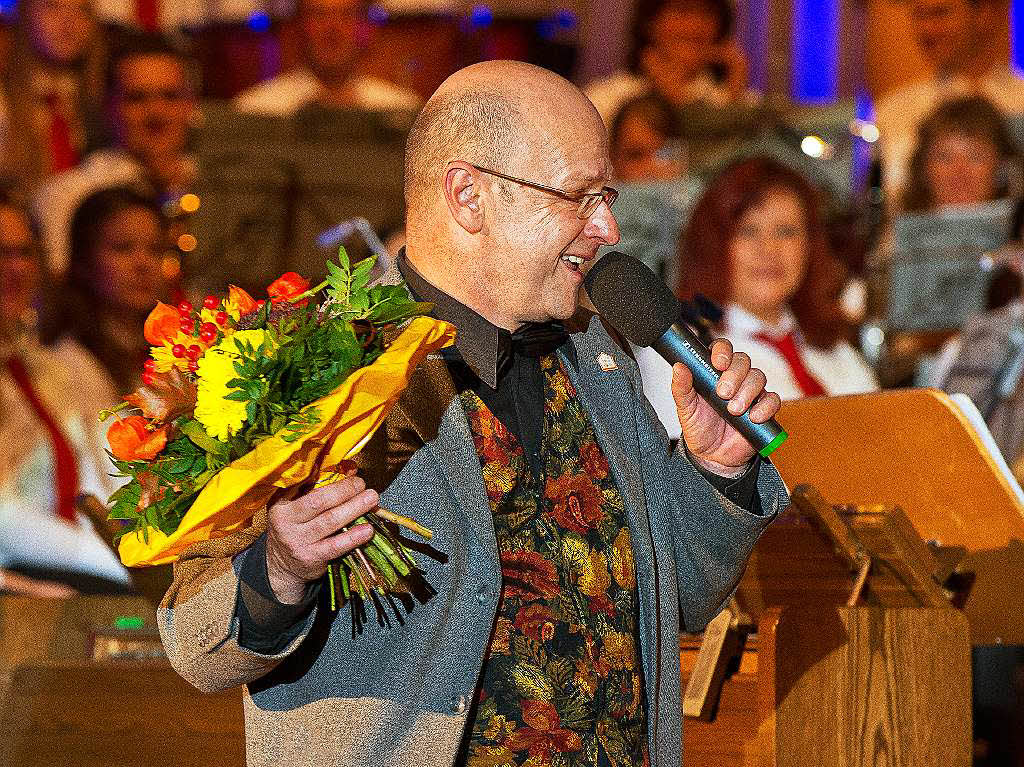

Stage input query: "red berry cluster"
[{"left": 148, "top": 295, "right": 229, "bottom": 379}]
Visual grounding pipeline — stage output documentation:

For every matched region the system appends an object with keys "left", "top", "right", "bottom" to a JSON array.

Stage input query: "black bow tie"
[{"left": 496, "top": 321, "right": 569, "bottom": 381}]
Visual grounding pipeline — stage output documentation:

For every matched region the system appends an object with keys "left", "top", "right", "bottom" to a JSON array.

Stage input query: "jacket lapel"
[
  {"left": 369, "top": 268, "right": 498, "bottom": 564},
  {"left": 559, "top": 319, "right": 663, "bottom": 710}
]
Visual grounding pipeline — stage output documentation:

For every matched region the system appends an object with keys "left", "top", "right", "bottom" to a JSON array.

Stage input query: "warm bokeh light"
[
  {"left": 179, "top": 194, "right": 201, "bottom": 214},
  {"left": 161, "top": 255, "right": 182, "bottom": 280}
]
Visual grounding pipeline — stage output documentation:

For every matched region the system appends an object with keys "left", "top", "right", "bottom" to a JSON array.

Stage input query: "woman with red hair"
[{"left": 677, "top": 157, "right": 877, "bottom": 400}]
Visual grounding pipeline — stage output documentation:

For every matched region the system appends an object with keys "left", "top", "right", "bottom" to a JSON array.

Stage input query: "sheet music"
[{"left": 948, "top": 392, "right": 1024, "bottom": 509}]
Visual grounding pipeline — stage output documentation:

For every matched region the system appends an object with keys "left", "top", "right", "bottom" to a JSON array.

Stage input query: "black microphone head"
[{"left": 583, "top": 251, "right": 681, "bottom": 347}]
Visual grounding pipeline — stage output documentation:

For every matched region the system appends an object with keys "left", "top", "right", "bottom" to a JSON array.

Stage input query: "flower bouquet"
[{"left": 102, "top": 250, "right": 455, "bottom": 608}]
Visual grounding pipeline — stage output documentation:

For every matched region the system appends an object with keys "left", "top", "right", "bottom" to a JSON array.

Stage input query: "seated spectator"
[
  {"left": 41, "top": 185, "right": 168, "bottom": 393},
  {"left": 234, "top": 0, "right": 420, "bottom": 116},
  {"left": 0, "top": 0, "right": 106, "bottom": 188},
  {"left": 874, "top": 96, "right": 1020, "bottom": 386},
  {"left": 941, "top": 294, "right": 1024, "bottom": 476},
  {"left": 34, "top": 31, "right": 196, "bottom": 274},
  {"left": 0, "top": 190, "right": 131, "bottom": 593},
  {"left": 875, "top": 0, "right": 1024, "bottom": 199},
  {"left": 610, "top": 93, "right": 686, "bottom": 183},
  {"left": 585, "top": 0, "right": 755, "bottom": 128},
  {"left": 899, "top": 95, "right": 1018, "bottom": 213},
  {"left": 677, "top": 157, "right": 878, "bottom": 400},
  {"left": 607, "top": 93, "right": 701, "bottom": 286}
]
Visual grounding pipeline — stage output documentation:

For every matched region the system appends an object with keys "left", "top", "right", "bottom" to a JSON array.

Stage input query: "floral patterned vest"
[{"left": 461, "top": 354, "right": 648, "bottom": 767}]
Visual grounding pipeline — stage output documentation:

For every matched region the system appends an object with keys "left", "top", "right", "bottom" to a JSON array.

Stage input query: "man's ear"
[{"left": 444, "top": 162, "right": 484, "bottom": 234}]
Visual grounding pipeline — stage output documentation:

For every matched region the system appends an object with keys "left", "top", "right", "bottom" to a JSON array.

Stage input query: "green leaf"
[
  {"left": 167, "top": 456, "right": 194, "bottom": 474},
  {"left": 181, "top": 419, "right": 228, "bottom": 457}
]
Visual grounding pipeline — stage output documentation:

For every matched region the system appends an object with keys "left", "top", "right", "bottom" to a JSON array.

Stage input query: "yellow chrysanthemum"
[
  {"left": 149, "top": 331, "right": 202, "bottom": 373},
  {"left": 194, "top": 329, "right": 271, "bottom": 440}
]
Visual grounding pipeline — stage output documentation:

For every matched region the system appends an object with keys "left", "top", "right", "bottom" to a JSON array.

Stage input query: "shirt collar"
[
  {"left": 725, "top": 302, "right": 797, "bottom": 337},
  {"left": 397, "top": 250, "right": 508, "bottom": 388}
]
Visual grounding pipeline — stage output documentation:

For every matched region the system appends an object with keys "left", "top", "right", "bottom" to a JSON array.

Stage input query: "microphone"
[{"left": 583, "top": 251, "right": 788, "bottom": 457}]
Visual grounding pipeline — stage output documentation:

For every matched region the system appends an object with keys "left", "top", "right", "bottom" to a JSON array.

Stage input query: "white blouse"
[
  {"left": 0, "top": 338, "right": 131, "bottom": 585},
  {"left": 633, "top": 304, "right": 879, "bottom": 440},
  {"left": 721, "top": 304, "right": 879, "bottom": 401}
]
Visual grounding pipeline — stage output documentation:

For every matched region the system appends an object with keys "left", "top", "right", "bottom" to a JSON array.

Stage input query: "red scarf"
[
  {"left": 5, "top": 356, "right": 79, "bottom": 521},
  {"left": 752, "top": 330, "right": 827, "bottom": 398}
]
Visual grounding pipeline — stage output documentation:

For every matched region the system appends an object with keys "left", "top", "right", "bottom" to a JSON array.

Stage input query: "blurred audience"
[
  {"left": 875, "top": 0, "right": 1024, "bottom": 199},
  {"left": 41, "top": 185, "right": 168, "bottom": 393},
  {"left": 34, "top": 31, "right": 195, "bottom": 274},
  {"left": 610, "top": 93, "right": 686, "bottom": 183},
  {"left": 91, "top": 0, "right": 262, "bottom": 34},
  {"left": 0, "top": 0, "right": 106, "bottom": 189},
  {"left": 677, "top": 158, "right": 878, "bottom": 400},
  {"left": 0, "top": 190, "right": 130, "bottom": 595},
  {"left": 234, "top": 0, "right": 420, "bottom": 115},
  {"left": 941, "top": 292, "right": 1024, "bottom": 478},
  {"left": 871, "top": 96, "right": 1020, "bottom": 386},
  {"left": 607, "top": 93, "right": 701, "bottom": 289},
  {"left": 585, "top": 0, "right": 755, "bottom": 128},
  {"left": 899, "top": 95, "right": 1019, "bottom": 213}
]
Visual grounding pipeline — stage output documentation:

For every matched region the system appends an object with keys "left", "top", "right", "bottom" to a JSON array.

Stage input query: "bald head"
[{"left": 404, "top": 61, "right": 604, "bottom": 214}]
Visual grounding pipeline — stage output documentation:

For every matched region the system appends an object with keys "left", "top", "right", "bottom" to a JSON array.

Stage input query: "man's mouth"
[{"left": 560, "top": 254, "right": 587, "bottom": 272}]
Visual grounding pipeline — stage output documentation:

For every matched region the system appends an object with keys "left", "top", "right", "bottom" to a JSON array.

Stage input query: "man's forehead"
[{"left": 530, "top": 113, "right": 609, "bottom": 182}]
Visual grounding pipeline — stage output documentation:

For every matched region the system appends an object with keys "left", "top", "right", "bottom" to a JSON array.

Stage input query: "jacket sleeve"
[
  {"left": 624, "top": 354, "right": 789, "bottom": 632},
  {"left": 157, "top": 508, "right": 320, "bottom": 693}
]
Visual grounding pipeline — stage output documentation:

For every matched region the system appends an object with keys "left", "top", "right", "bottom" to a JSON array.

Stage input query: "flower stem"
[
  {"left": 327, "top": 562, "right": 338, "bottom": 611},
  {"left": 292, "top": 280, "right": 329, "bottom": 304},
  {"left": 373, "top": 507, "right": 433, "bottom": 539},
  {"left": 98, "top": 401, "right": 133, "bottom": 422}
]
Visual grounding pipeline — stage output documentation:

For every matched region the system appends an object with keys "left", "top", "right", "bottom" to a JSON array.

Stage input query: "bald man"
[{"left": 159, "top": 61, "right": 787, "bottom": 767}]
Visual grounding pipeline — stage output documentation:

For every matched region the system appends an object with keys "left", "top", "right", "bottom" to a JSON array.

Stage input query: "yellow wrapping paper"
[{"left": 118, "top": 316, "right": 456, "bottom": 567}]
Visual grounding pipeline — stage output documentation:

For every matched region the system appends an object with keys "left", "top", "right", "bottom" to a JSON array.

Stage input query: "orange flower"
[
  {"left": 143, "top": 302, "right": 181, "bottom": 346},
  {"left": 267, "top": 272, "right": 310, "bottom": 305},
  {"left": 520, "top": 700, "right": 559, "bottom": 732},
  {"left": 108, "top": 416, "right": 168, "bottom": 461},
  {"left": 227, "top": 284, "right": 257, "bottom": 316}
]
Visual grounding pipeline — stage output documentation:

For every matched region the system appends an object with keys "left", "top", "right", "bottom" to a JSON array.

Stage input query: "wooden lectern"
[
  {"left": 677, "top": 389, "right": 1020, "bottom": 766},
  {"left": 0, "top": 596, "right": 244, "bottom": 766},
  {"left": 680, "top": 485, "right": 972, "bottom": 766},
  {"left": 773, "top": 389, "right": 1024, "bottom": 645}
]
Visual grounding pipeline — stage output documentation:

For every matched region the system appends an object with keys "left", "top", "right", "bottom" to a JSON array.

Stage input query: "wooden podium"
[
  {"left": 680, "top": 485, "right": 973, "bottom": 767},
  {"left": 677, "top": 390, "right": 1017, "bottom": 767},
  {"left": 773, "top": 389, "right": 1024, "bottom": 645}
]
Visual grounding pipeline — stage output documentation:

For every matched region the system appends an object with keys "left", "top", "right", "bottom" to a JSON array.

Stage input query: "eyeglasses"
[{"left": 469, "top": 164, "right": 618, "bottom": 219}]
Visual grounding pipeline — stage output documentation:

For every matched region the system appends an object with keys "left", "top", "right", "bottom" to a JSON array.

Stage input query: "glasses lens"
[
  {"left": 578, "top": 195, "right": 601, "bottom": 219},
  {"left": 577, "top": 189, "right": 618, "bottom": 218}
]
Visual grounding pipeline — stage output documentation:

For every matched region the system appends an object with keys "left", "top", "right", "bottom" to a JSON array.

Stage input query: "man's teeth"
[{"left": 562, "top": 255, "right": 584, "bottom": 266}]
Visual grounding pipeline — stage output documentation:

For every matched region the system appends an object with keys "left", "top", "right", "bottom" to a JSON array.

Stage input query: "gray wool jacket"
[{"left": 158, "top": 308, "right": 787, "bottom": 767}]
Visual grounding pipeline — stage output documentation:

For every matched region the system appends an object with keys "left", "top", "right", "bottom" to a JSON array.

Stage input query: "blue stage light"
[
  {"left": 469, "top": 5, "right": 493, "bottom": 27},
  {"left": 248, "top": 10, "right": 271, "bottom": 32},
  {"left": 1012, "top": 0, "right": 1024, "bottom": 73},
  {"left": 555, "top": 9, "right": 577, "bottom": 29},
  {"left": 791, "top": 0, "right": 839, "bottom": 104}
]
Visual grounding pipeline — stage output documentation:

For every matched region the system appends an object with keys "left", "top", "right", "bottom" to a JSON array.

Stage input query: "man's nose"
[{"left": 586, "top": 201, "right": 620, "bottom": 246}]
